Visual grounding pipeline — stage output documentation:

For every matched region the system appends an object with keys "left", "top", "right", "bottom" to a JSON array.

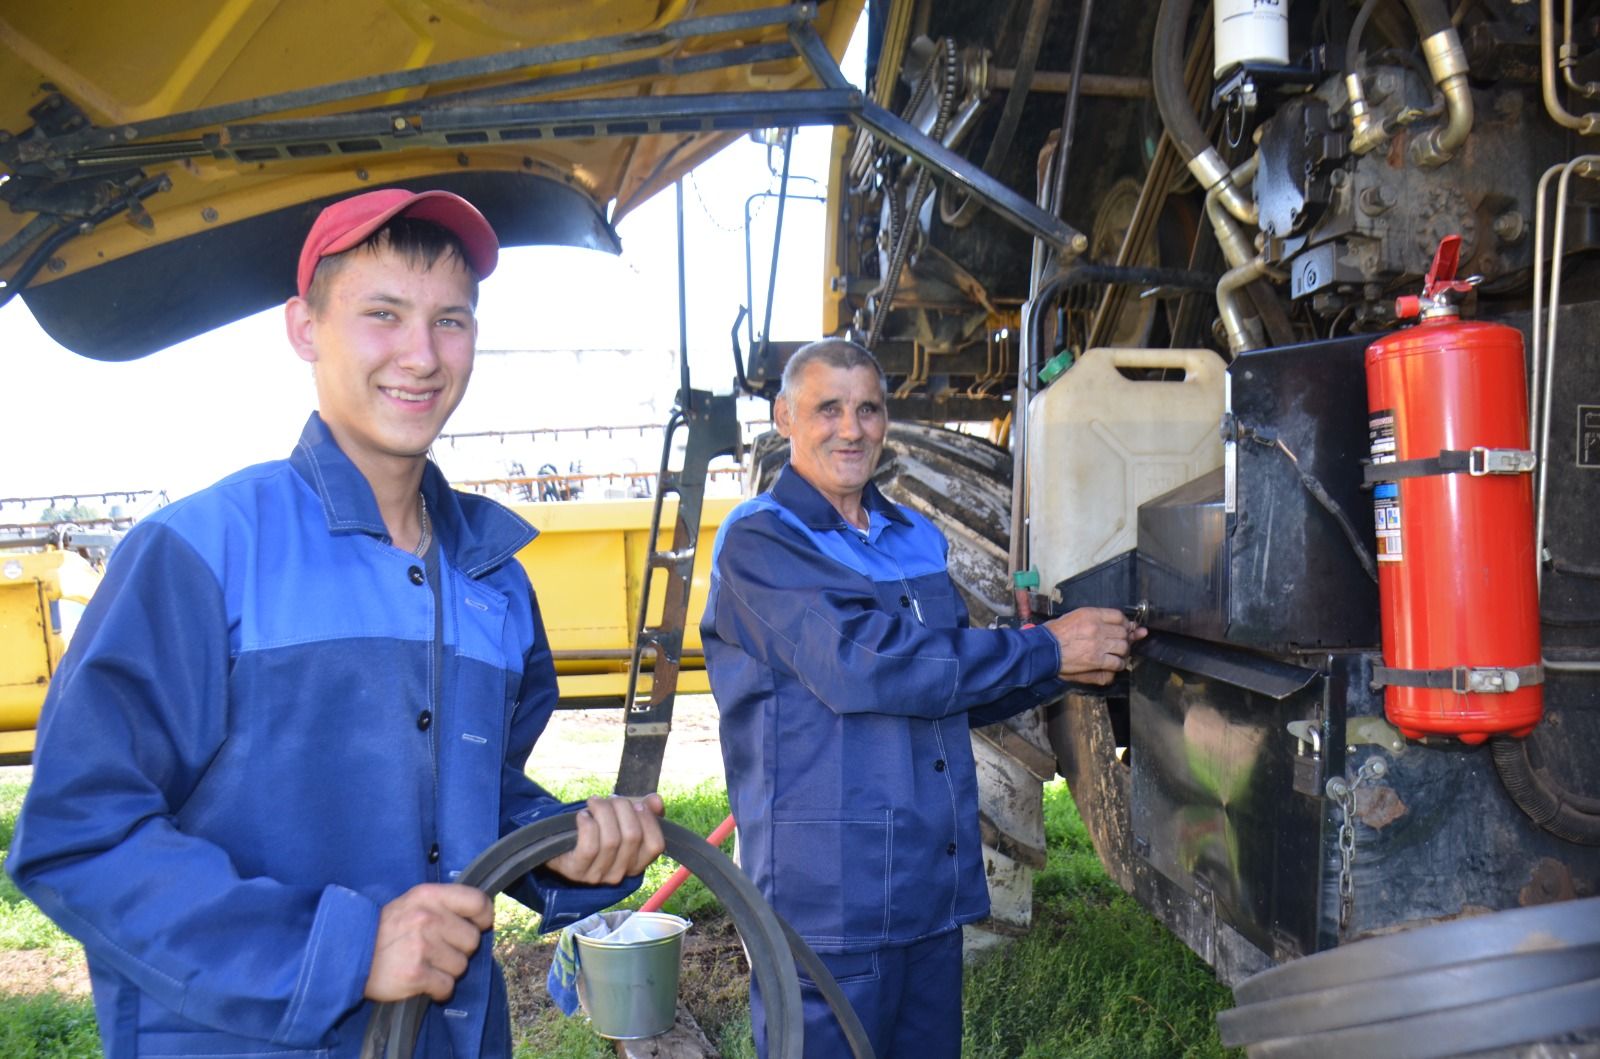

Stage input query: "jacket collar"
[
  {"left": 770, "top": 463, "right": 910, "bottom": 531},
  {"left": 289, "top": 412, "right": 536, "bottom": 578}
]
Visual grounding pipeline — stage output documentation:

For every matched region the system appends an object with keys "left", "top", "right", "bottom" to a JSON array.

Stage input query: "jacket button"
[
  {"left": 946, "top": 842, "right": 957, "bottom": 856},
  {"left": 417, "top": 710, "right": 432, "bottom": 731},
  {"left": 408, "top": 565, "right": 425, "bottom": 586},
  {"left": 899, "top": 595, "right": 911, "bottom": 607},
  {"left": 428, "top": 843, "right": 441, "bottom": 864},
  {"left": 934, "top": 759, "right": 946, "bottom": 772}
]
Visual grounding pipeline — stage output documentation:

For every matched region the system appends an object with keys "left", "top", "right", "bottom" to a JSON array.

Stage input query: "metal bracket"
[
  {"left": 1345, "top": 715, "right": 1407, "bottom": 754},
  {"left": 1469, "top": 446, "right": 1538, "bottom": 476},
  {"left": 1452, "top": 666, "right": 1529, "bottom": 694},
  {"left": 1287, "top": 719, "right": 1324, "bottom": 756}
]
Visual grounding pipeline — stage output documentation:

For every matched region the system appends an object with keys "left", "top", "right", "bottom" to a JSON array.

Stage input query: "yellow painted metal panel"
[
  {"left": 1, "top": 0, "right": 866, "bottom": 283},
  {"left": 555, "top": 669, "right": 711, "bottom": 702},
  {"left": 0, "top": 549, "right": 101, "bottom": 742},
  {"left": 0, "top": 577, "right": 50, "bottom": 691},
  {"left": 0, "top": 727, "right": 35, "bottom": 764},
  {"left": 514, "top": 497, "right": 734, "bottom": 665}
]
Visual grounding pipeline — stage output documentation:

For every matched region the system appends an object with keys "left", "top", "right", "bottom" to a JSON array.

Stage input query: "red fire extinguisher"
[{"left": 1364, "top": 235, "right": 1542, "bottom": 744}]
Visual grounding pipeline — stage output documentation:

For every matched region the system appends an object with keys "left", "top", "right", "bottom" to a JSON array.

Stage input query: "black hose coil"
[{"left": 359, "top": 815, "right": 875, "bottom": 1059}]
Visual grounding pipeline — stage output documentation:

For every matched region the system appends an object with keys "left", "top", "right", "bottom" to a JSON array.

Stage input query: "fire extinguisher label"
[{"left": 1370, "top": 410, "right": 1403, "bottom": 562}]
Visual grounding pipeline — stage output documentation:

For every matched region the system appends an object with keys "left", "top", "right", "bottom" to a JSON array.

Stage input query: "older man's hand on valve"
[
  {"left": 546, "top": 794, "right": 668, "bottom": 886},
  {"left": 1042, "top": 607, "right": 1148, "bottom": 686}
]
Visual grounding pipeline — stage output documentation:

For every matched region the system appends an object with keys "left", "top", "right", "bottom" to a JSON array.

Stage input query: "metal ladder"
[{"left": 614, "top": 387, "right": 740, "bottom": 796}]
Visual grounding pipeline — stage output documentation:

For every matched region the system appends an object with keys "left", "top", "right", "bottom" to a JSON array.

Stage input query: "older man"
[{"left": 702, "top": 338, "right": 1144, "bottom": 1057}]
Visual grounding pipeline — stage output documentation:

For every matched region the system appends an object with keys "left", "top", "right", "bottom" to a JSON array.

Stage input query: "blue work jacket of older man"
[
  {"left": 702, "top": 465, "right": 1066, "bottom": 954},
  {"left": 8, "top": 413, "right": 632, "bottom": 1059}
]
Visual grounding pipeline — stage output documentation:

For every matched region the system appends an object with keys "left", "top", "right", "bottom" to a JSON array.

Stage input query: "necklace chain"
[{"left": 413, "top": 492, "right": 432, "bottom": 557}]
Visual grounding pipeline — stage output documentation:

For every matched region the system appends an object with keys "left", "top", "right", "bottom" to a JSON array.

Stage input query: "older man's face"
[{"left": 776, "top": 361, "right": 887, "bottom": 509}]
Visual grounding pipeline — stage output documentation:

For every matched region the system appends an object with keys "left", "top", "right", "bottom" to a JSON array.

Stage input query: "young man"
[
  {"left": 7, "top": 188, "right": 665, "bottom": 1058},
  {"left": 702, "top": 339, "right": 1145, "bottom": 1057}
]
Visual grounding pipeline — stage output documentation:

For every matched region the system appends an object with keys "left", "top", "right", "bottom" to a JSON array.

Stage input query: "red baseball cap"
[{"left": 296, "top": 188, "right": 499, "bottom": 296}]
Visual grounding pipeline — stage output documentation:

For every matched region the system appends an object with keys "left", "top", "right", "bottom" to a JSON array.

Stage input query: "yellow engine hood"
[{"left": 0, "top": 0, "right": 860, "bottom": 359}]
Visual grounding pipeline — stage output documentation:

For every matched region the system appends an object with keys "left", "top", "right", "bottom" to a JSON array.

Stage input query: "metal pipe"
[
  {"left": 1562, "top": 0, "right": 1600, "bottom": 99},
  {"left": 990, "top": 68, "right": 1152, "bottom": 98},
  {"left": 1217, "top": 256, "right": 1288, "bottom": 355},
  {"left": 1410, "top": 29, "right": 1475, "bottom": 167},
  {"left": 1048, "top": 0, "right": 1097, "bottom": 225},
  {"left": 1530, "top": 162, "right": 1563, "bottom": 460},
  {"left": 1535, "top": 154, "right": 1600, "bottom": 672},
  {"left": 1541, "top": 0, "right": 1600, "bottom": 134},
  {"left": 1205, "top": 152, "right": 1260, "bottom": 269},
  {"left": 676, "top": 179, "right": 690, "bottom": 402},
  {"left": 757, "top": 128, "right": 795, "bottom": 370},
  {"left": 1536, "top": 154, "right": 1600, "bottom": 588}
]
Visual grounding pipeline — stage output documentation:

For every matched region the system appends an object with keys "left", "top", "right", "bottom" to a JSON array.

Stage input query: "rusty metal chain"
[{"left": 1326, "top": 756, "right": 1388, "bottom": 931}]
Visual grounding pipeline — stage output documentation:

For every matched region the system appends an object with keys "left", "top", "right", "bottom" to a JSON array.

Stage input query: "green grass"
[
  {"left": 960, "top": 781, "right": 1239, "bottom": 1059},
  {"left": 512, "top": 1008, "right": 613, "bottom": 1059},
  {"left": 0, "top": 784, "right": 77, "bottom": 952},
  {"left": 1, "top": 777, "right": 1238, "bottom": 1058},
  {"left": 0, "top": 995, "right": 100, "bottom": 1058}
]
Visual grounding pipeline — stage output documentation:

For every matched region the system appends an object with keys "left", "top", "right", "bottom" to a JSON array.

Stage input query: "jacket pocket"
[
  {"left": 769, "top": 809, "right": 892, "bottom": 947},
  {"left": 911, "top": 577, "right": 965, "bottom": 629}
]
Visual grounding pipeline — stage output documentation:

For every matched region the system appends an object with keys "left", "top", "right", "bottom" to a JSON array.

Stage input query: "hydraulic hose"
[
  {"left": 1403, "top": 0, "right": 1474, "bottom": 166},
  {"left": 1345, "top": 0, "right": 1388, "bottom": 157},
  {"left": 1345, "top": 0, "right": 1382, "bottom": 74},
  {"left": 1153, "top": 0, "right": 1251, "bottom": 221},
  {"left": 360, "top": 815, "right": 875, "bottom": 1059},
  {"left": 1152, "top": 0, "right": 1211, "bottom": 170},
  {"left": 1492, "top": 737, "right": 1600, "bottom": 846},
  {"left": 0, "top": 173, "right": 169, "bottom": 311},
  {"left": 1402, "top": 0, "right": 1452, "bottom": 37}
]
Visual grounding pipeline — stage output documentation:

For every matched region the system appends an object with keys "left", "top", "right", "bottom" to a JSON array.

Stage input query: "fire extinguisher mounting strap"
[
  {"left": 1363, "top": 447, "right": 1537, "bottom": 483},
  {"left": 1370, "top": 664, "right": 1545, "bottom": 694}
]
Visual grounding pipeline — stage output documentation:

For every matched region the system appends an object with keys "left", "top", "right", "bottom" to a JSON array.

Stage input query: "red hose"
[{"left": 641, "top": 813, "right": 737, "bottom": 913}]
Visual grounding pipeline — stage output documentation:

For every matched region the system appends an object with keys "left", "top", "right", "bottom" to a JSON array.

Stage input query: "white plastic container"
[
  {"left": 1214, "top": 0, "right": 1290, "bottom": 77},
  {"left": 1025, "top": 347, "right": 1227, "bottom": 593}
]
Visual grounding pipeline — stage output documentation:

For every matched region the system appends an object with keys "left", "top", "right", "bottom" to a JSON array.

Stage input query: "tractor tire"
[{"left": 747, "top": 423, "right": 1055, "bottom": 956}]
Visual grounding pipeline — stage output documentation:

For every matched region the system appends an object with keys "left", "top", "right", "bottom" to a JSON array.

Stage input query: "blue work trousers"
[{"left": 751, "top": 928, "right": 963, "bottom": 1059}]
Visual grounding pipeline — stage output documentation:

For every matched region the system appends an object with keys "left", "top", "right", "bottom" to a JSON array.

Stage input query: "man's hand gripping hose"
[{"left": 360, "top": 814, "right": 875, "bottom": 1059}]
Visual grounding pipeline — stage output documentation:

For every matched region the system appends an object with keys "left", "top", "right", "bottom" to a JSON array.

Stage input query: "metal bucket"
[{"left": 574, "top": 911, "right": 691, "bottom": 1039}]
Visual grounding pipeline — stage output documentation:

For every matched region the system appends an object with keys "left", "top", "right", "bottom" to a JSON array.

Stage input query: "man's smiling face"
[
  {"left": 287, "top": 236, "right": 478, "bottom": 481},
  {"left": 776, "top": 360, "right": 888, "bottom": 512}
]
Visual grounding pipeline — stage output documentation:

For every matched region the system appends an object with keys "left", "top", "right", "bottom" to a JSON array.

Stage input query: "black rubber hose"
[
  {"left": 1402, "top": 0, "right": 1453, "bottom": 38},
  {"left": 1345, "top": 0, "right": 1382, "bottom": 73},
  {"left": 0, "top": 174, "right": 168, "bottom": 311},
  {"left": 1492, "top": 736, "right": 1600, "bottom": 846},
  {"left": 359, "top": 815, "right": 875, "bottom": 1059},
  {"left": 941, "top": 0, "right": 1053, "bottom": 228},
  {"left": 1152, "top": 0, "right": 1213, "bottom": 168}
]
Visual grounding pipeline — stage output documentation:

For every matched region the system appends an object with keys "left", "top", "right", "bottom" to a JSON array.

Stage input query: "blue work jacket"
[
  {"left": 702, "top": 466, "right": 1065, "bottom": 953},
  {"left": 7, "top": 413, "right": 631, "bottom": 1058}
]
